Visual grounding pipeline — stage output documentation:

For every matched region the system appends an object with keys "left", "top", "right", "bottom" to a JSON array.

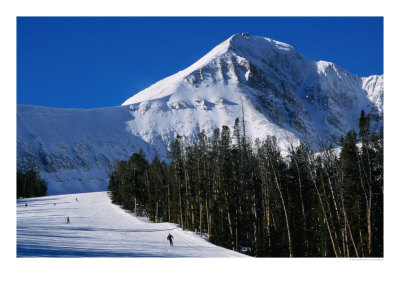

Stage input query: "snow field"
[{"left": 17, "top": 191, "right": 247, "bottom": 257}]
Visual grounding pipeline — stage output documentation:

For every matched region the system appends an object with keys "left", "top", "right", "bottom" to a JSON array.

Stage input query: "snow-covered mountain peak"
[
  {"left": 122, "top": 34, "right": 303, "bottom": 106},
  {"left": 228, "top": 33, "right": 296, "bottom": 56},
  {"left": 121, "top": 35, "right": 234, "bottom": 105}
]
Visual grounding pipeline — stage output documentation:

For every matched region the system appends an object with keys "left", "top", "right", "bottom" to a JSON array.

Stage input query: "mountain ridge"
[{"left": 122, "top": 33, "right": 382, "bottom": 147}]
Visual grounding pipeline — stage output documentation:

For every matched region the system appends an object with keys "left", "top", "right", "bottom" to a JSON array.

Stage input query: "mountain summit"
[
  {"left": 17, "top": 34, "right": 383, "bottom": 194},
  {"left": 123, "top": 34, "right": 300, "bottom": 105},
  {"left": 122, "top": 33, "right": 383, "bottom": 149}
]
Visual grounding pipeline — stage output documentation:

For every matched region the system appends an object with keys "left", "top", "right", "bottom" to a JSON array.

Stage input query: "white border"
[{"left": 2, "top": 1, "right": 398, "bottom": 299}]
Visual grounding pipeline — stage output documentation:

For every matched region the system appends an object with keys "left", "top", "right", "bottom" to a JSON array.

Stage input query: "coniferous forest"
[
  {"left": 17, "top": 169, "right": 48, "bottom": 198},
  {"left": 107, "top": 111, "right": 383, "bottom": 257}
]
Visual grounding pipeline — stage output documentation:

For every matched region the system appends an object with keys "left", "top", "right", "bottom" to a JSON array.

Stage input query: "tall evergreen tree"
[
  {"left": 17, "top": 169, "right": 47, "bottom": 198},
  {"left": 107, "top": 113, "right": 383, "bottom": 257}
]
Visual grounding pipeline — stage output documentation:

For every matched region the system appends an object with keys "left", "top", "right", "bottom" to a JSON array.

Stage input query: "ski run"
[{"left": 17, "top": 191, "right": 247, "bottom": 257}]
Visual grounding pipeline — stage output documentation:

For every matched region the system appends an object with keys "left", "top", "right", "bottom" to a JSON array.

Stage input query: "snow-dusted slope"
[
  {"left": 17, "top": 34, "right": 383, "bottom": 195},
  {"left": 17, "top": 191, "right": 246, "bottom": 257},
  {"left": 17, "top": 105, "right": 159, "bottom": 195}
]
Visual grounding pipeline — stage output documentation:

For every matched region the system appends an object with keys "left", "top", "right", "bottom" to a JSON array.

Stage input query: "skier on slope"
[
  {"left": 167, "top": 233, "right": 174, "bottom": 246},
  {"left": 67, "top": 216, "right": 70, "bottom": 224}
]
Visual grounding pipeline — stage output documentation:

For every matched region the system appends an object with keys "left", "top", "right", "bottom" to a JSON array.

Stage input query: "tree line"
[
  {"left": 17, "top": 169, "right": 48, "bottom": 198},
  {"left": 107, "top": 111, "right": 383, "bottom": 257}
]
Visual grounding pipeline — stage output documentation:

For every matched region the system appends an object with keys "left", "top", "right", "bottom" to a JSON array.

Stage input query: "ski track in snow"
[{"left": 17, "top": 191, "right": 247, "bottom": 258}]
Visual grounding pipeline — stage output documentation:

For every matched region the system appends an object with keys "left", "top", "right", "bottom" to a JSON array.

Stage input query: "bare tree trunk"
[
  {"left": 287, "top": 142, "right": 308, "bottom": 253},
  {"left": 346, "top": 216, "right": 359, "bottom": 257},
  {"left": 184, "top": 170, "right": 194, "bottom": 229},
  {"left": 364, "top": 149, "right": 373, "bottom": 256},
  {"left": 335, "top": 156, "right": 359, "bottom": 257},
  {"left": 303, "top": 153, "right": 339, "bottom": 257},
  {"left": 134, "top": 196, "right": 137, "bottom": 216},
  {"left": 235, "top": 217, "right": 239, "bottom": 252},
  {"left": 156, "top": 201, "right": 159, "bottom": 223},
  {"left": 356, "top": 151, "right": 370, "bottom": 257},
  {"left": 342, "top": 228, "right": 347, "bottom": 257},
  {"left": 266, "top": 195, "right": 271, "bottom": 250},
  {"left": 199, "top": 199, "right": 203, "bottom": 237},
  {"left": 197, "top": 161, "right": 203, "bottom": 237},
  {"left": 260, "top": 177, "right": 270, "bottom": 253},
  {"left": 326, "top": 175, "right": 344, "bottom": 256},
  {"left": 367, "top": 190, "right": 372, "bottom": 256},
  {"left": 177, "top": 175, "right": 184, "bottom": 230},
  {"left": 206, "top": 197, "right": 210, "bottom": 238},
  {"left": 264, "top": 178, "right": 272, "bottom": 251},
  {"left": 319, "top": 173, "right": 342, "bottom": 257},
  {"left": 167, "top": 184, "right": 171, "bottom": 222},
  {"left": 339, "top": 186, "right": 359, "bottom": 257},
  {"left": 367, "top": 150, "right": 373, "bottom": 256},
  {"left": 227, "top": 210, "right": 235, "bottom": 250},
  {"left": 361, "top": 140, "right": 373, "bottom": 256},
  {"left": 252, "top": 196, "right": 257, "bottom": 254},
  {"left": 312, "top": 179, "right": 338, "bottom": 257},
  {"left": 270, "top": 161, "right": 293, "bottom": 257}
]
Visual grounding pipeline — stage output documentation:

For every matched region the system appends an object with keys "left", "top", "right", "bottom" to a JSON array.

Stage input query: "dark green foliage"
[
  {"left": 107, "top": 111, "right": 383, "bottom": 257},
  {"left": 17, "top": 169, "right": 47, "bottom": 198}
]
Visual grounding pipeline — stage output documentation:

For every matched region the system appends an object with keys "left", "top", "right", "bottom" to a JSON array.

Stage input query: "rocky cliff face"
[{"left": 17, "top": 34, "right": 383, "bottom": 194}]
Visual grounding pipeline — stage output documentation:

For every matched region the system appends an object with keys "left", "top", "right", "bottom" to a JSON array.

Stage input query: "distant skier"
[
  {"left": 66, "top": 216, "right": 70, "bottom": 224},
  {"left": 25, "top": 203, "right": 27, "bottom": 207},
  {"left": 54, "top": 203, "right": 56, "bottom": 206},
  {"left": 76, "top": 197, "right": 78, "bottom": 202},
  {"left": 167, "top": 233, "right": 174, "bottom": 246}
]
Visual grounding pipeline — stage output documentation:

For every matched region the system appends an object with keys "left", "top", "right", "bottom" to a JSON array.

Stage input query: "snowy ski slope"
[{"left": 17, "top": 191, "right": 247, "bottom": 257}]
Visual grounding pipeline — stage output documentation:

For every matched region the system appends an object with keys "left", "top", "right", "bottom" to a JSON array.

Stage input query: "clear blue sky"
[{"left": 17, "top": 17, "right": 383, "bottom": 109}]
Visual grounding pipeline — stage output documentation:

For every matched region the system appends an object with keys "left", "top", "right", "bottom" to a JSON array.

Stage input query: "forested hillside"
[{"left": 107, "top": 111, "right": 383, "bottom": 257}]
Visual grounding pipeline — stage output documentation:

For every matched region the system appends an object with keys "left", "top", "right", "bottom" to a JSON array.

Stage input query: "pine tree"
[
  {"left": 17, "top": 169, "right": 47, "bottom": 198},
  {"left": 340, "top": 129, "right": 367, "bottom": 256}
]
